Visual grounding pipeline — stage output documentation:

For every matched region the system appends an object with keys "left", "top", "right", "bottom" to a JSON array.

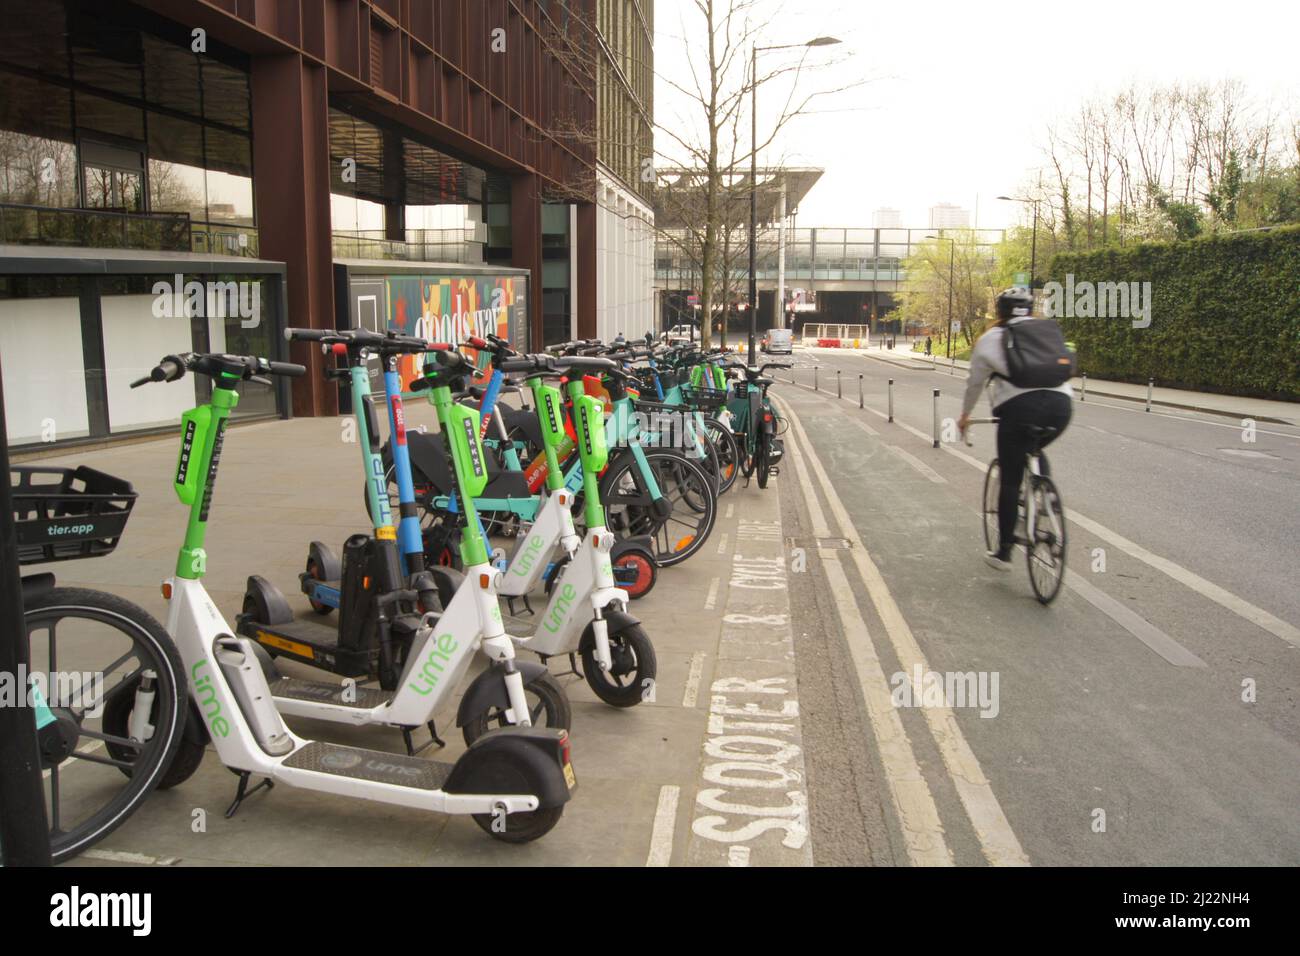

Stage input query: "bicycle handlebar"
[{"left": 961, "top": 417, "right": 998, "bottom": 446}]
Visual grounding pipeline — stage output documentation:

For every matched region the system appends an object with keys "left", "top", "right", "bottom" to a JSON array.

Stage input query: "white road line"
[
  {"left": 1065, "top": 571, "right": 1207, "bottom": 667},
  {"left": 715, "top": 531, "right": 729, "bottom": 555},
  {"left": 725, "top": 502, "right": 735, "bottom": 519},
  {"left": 728, "top": 846, "right": 751, "bottom": 867},
  {"left": 783, "top": 399, "right": 1031, "bottom": 867},
  {"left": 81, "top": 848, "right": 178, "bottom": 866},
  {"left": 934, "top": 436, "right": 1300, "bottom": 649},
  {"left": 886, "top": 445, "right": 947, "bottom": 484},
  {"left": 682, "top": 652, "right": 705, "bottom": 707},
  {"left": 800, "top": 385, "right": 1300, "bottom": 650},
  {"left": 848, "top": 416, "right": 880, "bottom": 437},
  {"left": 646, "top": 785, "right": 680, "bottom": 866},
  {"left": 786, "top": 420, "right": 954, "bottom": 866},
  {"left": 703, "top": 575, "right": 720, "bottom": 610},
  {"left": 1063, "top": 510, "right": 1300, "bottom": 648}
]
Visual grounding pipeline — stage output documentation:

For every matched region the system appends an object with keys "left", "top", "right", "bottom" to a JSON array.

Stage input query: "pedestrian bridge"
[{"left": 653, "top": 226, "right": 1004, "bottom": 295}]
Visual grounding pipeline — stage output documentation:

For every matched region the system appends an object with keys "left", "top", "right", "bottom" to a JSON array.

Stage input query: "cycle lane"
[{"left": 774, "top": 383, "right": 1300, "bottom": 865}]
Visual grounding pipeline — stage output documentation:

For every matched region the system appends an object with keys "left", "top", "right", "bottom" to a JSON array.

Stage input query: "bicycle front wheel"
[
  {"left": 982, "top": 459, "right": 1001, "bottom": 552},
  {"left": 23, "top": 587, "right": 188, "bottom": 864},
  {"left": 1026, "top": 476, "right": 1067, "bottom": 604},
  {"left": 704, "top": 416, "right": 740, "bottom": 495},
  {"left": 600, "top": 449, "right": 718, "bottom": 566}
]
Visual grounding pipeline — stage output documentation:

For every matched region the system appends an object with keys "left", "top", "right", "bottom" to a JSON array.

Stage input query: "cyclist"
[{"left": 958, "top": 287, "right": 1074, "bottom": 571}]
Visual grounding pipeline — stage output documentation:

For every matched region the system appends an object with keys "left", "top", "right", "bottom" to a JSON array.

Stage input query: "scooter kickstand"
[
  {"left": 403, "top": 721, "right": 447, "bottom": 755},
  {"left": 225, "top": 771, "right": 273, "bottom": 819},
  {"left": 567, "top": 652, "right": 584, "bottom": 680}
]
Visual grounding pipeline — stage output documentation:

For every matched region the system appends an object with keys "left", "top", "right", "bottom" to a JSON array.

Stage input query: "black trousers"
[{"left": 993, "top": 390, "right": 1072, "bottom": 553}]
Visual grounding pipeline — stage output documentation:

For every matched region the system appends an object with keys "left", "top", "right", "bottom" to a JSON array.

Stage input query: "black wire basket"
[
  {"left": 11, "top": 466, "right": 137, "bottom": 565},
  {"left": 679, "top": 384, "right": 729, "bottom": 411}
]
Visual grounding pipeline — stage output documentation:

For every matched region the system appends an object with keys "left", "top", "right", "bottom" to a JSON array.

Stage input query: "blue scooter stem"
[{"left": 382, "top": 366, "right": 425, "bottom": 573}]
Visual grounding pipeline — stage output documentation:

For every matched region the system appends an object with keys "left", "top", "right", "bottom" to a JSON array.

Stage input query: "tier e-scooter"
[{"left": 237, "top": 328, "right": 439, "bottom": 695}]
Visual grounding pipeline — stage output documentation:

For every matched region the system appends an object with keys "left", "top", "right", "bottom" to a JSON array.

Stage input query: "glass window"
[
  {"left": 141, "top": 34, "right": 202, "bottom": 118},
  {"left": 200, "top": 58, "right": 251, "bottom": 131},
  {"left": 146, "top": 112, "right": 207, "bottom": 221},
  {"left": 74, "top": 91, "right": 145, "bottom": 141},
  {"left": 203, "top": 126, "right": 253, "bottom": 226}
]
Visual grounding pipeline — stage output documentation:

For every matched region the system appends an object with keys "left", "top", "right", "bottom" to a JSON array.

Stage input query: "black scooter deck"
[{"left": 241, "top": 616, "right": 373, "bottom": 677}]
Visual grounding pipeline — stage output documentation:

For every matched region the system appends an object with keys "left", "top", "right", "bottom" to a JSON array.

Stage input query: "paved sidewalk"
[
  {"left": 26, "top": 405, "right": 804, "bottom": 867},
  {"left": 798, "top": 344, "right": 1299, "bottom": 425}
]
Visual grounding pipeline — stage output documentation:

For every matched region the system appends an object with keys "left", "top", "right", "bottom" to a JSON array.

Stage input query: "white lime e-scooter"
[
  {"left": 486, "top": 352, "right": 657, "bottom": 707},
  {"left": 133, "top": 350, "right": 574, "bottom": 842}
]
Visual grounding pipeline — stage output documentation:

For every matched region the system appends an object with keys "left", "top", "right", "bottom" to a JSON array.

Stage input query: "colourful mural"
[{"left": 380, "top": 273, "right": 528, "bottom": 385}]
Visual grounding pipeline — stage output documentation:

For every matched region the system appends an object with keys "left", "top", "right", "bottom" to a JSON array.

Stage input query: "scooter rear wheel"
[
  {"left": 473, "top": 801, "right": 565, "bottom": 843},
  {"left": 304, "top": 557, "right": 332, "bottom": 615},
  {"left": 613, "top": 548, "right": 657, "bottom": 599}
]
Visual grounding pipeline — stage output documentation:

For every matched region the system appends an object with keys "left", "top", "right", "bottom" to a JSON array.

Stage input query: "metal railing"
[
  {"left": 331, "top": 228, "right": 483, "bottom": 264},
  {"left": 0, "top": 202, "right": 261, "bottom": 257}
]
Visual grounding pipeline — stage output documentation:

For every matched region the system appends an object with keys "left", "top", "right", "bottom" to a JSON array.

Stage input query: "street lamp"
[
  {"left": 926, "top": 234, "right": 956, "bottom": 361},
  {"left": 749, "top": 36, "right": 841, "bottom": 364},
  {"left": 997, "top": 189, "right": 1041, "bottom": 289}
]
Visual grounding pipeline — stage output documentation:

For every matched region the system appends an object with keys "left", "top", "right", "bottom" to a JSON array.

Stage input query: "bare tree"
[{"left": 652, "top": 0, "right": 860, "bottom": 348}]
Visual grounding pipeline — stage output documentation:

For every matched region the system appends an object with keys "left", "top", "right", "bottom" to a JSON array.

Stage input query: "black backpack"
[{"left": 1000, "top": 320, "right": 1076, "bottom": 388}]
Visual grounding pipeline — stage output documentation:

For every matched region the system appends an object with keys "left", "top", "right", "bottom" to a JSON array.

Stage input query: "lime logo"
[
  {"left": 321, "top": 750, "right": 363, "bottom": 771},
  {"left": 191, "top": 659, "right": 229, "bottom": 738},
  {"left": 407, "top": 633, "right": 459, "bottom": 696},
  {"left": 511, "top": 535, "right": 545, "bottom": 576},
  {"left": 543, "top": 584, "right": 577, "bottom": 634}
]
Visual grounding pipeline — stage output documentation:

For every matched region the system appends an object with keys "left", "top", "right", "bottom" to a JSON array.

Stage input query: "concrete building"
[
  {"left": 928, "top": 203, "right": 971, "bottom": 229},
  {"left": 595, "top": 0, "right": 654, "bottom": 343},
  {"left": 872, "top": 207, "right": 903, "bottom": 228},
  {"left": 1, "top": 0, "right": 605, "bottom": 450}
]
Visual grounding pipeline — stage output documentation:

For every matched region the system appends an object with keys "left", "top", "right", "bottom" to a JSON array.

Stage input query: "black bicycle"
[
  {"left": 967, "top": 419, "right": 1068, "bottom": 604},
  {"left": 11, "top": 465, "right": 195, "bottom": 863}
]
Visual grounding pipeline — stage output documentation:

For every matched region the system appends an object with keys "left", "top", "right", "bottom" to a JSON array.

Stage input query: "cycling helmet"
[{"left": 995, "top": 287, "right": 1034, "bottom": 321}]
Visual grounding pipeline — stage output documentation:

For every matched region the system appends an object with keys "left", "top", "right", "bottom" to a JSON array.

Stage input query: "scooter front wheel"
[
  {"left": 461, "top": 671, "right": 571, "bottom": 746},
  {"left": 582, "top": 623, "right": 657, "bottom": 707}
]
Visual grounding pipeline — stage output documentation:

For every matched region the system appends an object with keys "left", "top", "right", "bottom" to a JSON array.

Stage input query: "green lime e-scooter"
[{"left": 487, "top": 351, "right": 657, "bottom": 707}]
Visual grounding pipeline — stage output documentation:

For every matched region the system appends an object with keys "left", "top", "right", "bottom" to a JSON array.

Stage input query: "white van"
[{"left": 762, "top": 328, "right": 793, "bottom": 354}]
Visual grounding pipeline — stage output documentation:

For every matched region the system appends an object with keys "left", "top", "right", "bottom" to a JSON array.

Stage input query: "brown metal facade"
[{"left": 132, "top": 0, "right": 598, "bottom": 406}]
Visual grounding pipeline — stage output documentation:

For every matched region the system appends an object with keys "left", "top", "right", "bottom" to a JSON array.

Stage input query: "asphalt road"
[
  {"left": 20, "top": 350, "right": 1299, "bottom": 867},
  {"left": 772, "top": 348, "right": 1300, "bottom": 865}
]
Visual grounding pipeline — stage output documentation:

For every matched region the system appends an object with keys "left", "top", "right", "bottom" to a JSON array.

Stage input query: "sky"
[{"left": 653, "top": 0, "right": 1300, "bottom": 231}]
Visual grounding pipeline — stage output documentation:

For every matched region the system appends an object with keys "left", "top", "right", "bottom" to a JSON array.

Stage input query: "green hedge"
[{"left": 1047, "top": 225, "right": 1300, "bottom": 400}]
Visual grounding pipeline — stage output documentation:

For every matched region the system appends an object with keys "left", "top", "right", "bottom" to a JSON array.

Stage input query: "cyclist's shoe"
[{"left": 984, "top": 549, "right": 1014, "bottom": 572}]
